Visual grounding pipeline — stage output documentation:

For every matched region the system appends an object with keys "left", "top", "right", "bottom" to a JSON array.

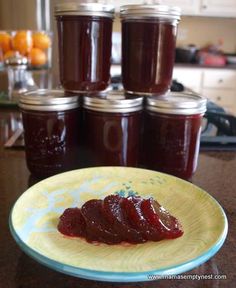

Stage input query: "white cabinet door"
[
  {"left": 174, "top": 66, "right": 236, "bottom": 114},
  {"left": 107, "top": 0, "right": 199, "bottom": 14},
  {"left": 158, "top": 0, "right": 199, "bottom": 15},
  {"left": 200, "top": 0, "right": 236, "bottom": 17},
  {"left": 202, "top": 88, "right": 236, "bottom": 105},
  {"left": 106, "top": 0, "right": 143, "bottom": 12},
  {"left": 202, "top": 88, "right": 236, "bottom": 115},
  {"left": 173, "top": 67, "right": 203, "bottom": 93},
  {"left": 107, "top": 0, "right": 236, "bottom": 17},
  {"left": 202, "top": 68, "right": 236, "bottom": 114},
  {"left": 203, "top": 69, "right": 236, "bottom": 89}
]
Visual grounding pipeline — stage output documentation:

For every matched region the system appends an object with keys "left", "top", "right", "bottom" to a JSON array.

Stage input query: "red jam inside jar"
[
  {"left": 120, "top": 4, "right": 180, "bottom": 96},
  {"left": 142, "top": 93, "right": 207, "bottom": 180},
  {"left": 83, "top": 92, "right": 143, "bottom": 167},
  {"left": 55, "top": 3, "right": 114, "bottom": 92},
  {"left": 19, "top": 89, "right": 82, "bottom": 178}
]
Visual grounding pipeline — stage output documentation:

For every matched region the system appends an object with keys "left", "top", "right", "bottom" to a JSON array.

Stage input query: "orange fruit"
[
  {"left": 0, "top": 32, "right": 11, "bottom": 53},
  {"left": 28, "top": 48, "right": 47, "bottom": 66},
  {"left": 12, "top": 31, "right": 33, "bottom": 55},
  {"left": 3, "top": 50, "right": 16, "bottom": 61},
  {"left": 33, "top": 32, "right": 51, "bottom": 50},
  {"left": 0, "top": 50, "right": 3, "bottom": 62}
]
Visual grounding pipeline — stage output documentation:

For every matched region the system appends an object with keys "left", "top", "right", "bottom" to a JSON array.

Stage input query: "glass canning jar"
[
  {"left": 120, "top": 4, "right": 181, "bottom": 96},
  {"left": 83, "top": 91, "right": 143, "bottom": 167},
  {"left": 143, "top": 92, "right": 207, "bottom": 180},
  {"left": 19, "top": 89, "right": 82, "bottom": 178},
  {"left": 55, "top": 2, "right": 114, "bottom": 92}
]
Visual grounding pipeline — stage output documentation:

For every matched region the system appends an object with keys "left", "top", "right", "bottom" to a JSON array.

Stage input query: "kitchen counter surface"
[
  {"left": 0, "top": 108, "right": 235, "bottom": 288},
  {"left": 112, "top": 63, "right": 236, "bottom": 70},
  {"left": 175, "top": 62, "right": 236, "bottom": 70}
]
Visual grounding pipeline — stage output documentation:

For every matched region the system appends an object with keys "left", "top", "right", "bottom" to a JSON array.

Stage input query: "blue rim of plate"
[{"left": 9, "top": 196, "right": 228, "bottom": 282}]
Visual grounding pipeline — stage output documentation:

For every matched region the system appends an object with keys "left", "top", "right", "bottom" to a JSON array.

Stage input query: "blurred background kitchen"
[{"left": 1, "top": 0, "right": 236, "bottom": 115}]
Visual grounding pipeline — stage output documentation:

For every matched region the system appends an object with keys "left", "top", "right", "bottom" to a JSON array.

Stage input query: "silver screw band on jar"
[
  {"left": 19, "top": 89, "right": 80, "bottom": 111},
  {"left": 83, "top": 90, "right": 143, "bottom": 113},
  {"left": 146, "top": 92, "right": 207, "bottom": 115},
  {"left": 120, "top": 4, "right": 181, "bottom": 23},
  {"left": 55, "top": 2, "right": 115, "bottom": 18}
]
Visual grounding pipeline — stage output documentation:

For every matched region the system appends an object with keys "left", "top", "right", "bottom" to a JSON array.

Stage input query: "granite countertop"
[
  {"left": 174, "top": 62, "right": 236, "bottom": 70},
  {"left": 111, "top": 62, "right": 236, "bottom": 71}
]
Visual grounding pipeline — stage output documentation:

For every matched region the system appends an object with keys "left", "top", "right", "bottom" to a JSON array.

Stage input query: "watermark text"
[{"left": 147, "top": 274, "right": 227, "bottom": 281}]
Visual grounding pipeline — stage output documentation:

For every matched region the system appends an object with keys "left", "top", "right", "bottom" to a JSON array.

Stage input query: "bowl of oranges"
[{"left": 0, "top": 30, "right": 52, "bottom": 69}]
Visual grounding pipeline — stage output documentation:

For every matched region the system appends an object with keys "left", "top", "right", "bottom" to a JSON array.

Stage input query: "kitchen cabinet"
[
  {"left": 107, "top": 0, "right": 236, "bottom": 17},
  {"left": 106, "top": 0, "right": 142, "bottom": 11},
  {"left": 172, "top": 67, "right": 202, "bottom": 93},
  {"left": 173, "top": 66, "right": 236, "bottom": 115},
  {"left": 200, "top": 0, "right": 236, "bottom": 17},
  {"left": 202, "top": 88, "right": 236, "bottom": 109},
  {"left": 158, "top": 0, "right": 199, "bottom": 15},
  {"left": 203, "top": 69, "right": 236, "bottom": 89},
  {"left": 164, "top": 0, "right": 236, "bottom": 17},
  {"left": 107, "top": 0, "right": 199, "bottom": 14},
  {"left": 202, "top": 69, "right": 236, "bottom": 114}
]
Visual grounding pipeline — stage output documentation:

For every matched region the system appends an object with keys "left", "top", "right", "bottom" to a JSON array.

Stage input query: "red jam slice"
[
  {"left": 141, "top": 198, "right": 184, "bottom": 239},
  {"left": 57, "top": 195, "right": 183, "bottom": 244},
  {"left": 81, "top": 199, "right": 122, "bottom": 244},
  {"left": 122, "top": 196, "right": 165, "bottom": 241},
  {"left": 103, "top": 195, "right": 145, "bottom": 243},
  {"left": 57, "top": 207, "right": 86, "bottom": 237}
]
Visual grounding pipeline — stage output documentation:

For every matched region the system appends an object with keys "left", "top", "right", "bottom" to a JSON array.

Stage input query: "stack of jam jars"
[
  {"left": 20, "top": 2, "right": 207, "bottom": 180},
  {"left": 120, "top": 4, "right": 206, "bottom": 180}
]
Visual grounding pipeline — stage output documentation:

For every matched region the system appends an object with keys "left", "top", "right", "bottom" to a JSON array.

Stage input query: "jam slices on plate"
[
  {"left": 9, "top": 167, "right": 228, "bottom": 281},
  {"left": 58, "top": 195, "right": 183, "bottom": 244}
]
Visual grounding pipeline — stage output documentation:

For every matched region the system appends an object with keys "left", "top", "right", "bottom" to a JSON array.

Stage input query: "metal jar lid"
[
  {"left": 83, "top": 90, "right": 143, "bottom": 113},
  {"left": 19, "top": 89, "right": 80, "bottom": 111},
  {"left": 146, "top": 92, "right": 207, "bottom": 115},
  {"left": 120, "top": 4, "right": 181, "bottom": 22},
  {"left": 55, "top": 2, "right": 115, "bottom": 18}
]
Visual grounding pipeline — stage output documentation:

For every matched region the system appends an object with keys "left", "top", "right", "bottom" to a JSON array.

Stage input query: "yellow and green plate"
[{"left": 9, "top": 167, "right": 228, "bottom": 282}]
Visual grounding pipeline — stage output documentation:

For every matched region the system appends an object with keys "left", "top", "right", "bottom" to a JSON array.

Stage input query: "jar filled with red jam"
[
  {"left": 19, "top": 89, "right": 82, "bottom": 178},
  {"left": 143, "top": 93, "right": 207, "bottom": 180},
  {"left": 83, "top": 91, "right": 143, "bottom": 167},
  {"left": 55, "top": 2, "right": 114, "bottom": 92},
  {"left": 120, "top": 4, "right": 181, "bottom": 96}
]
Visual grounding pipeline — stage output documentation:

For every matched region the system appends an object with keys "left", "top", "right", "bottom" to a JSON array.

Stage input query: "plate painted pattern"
[{"left": 10, "top": 167, "right": 228, "bottom": 282}]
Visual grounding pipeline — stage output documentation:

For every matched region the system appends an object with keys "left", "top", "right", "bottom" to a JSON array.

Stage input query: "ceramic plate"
[{"left": 9, "top": 167, "right": 228, "bottom": 282}]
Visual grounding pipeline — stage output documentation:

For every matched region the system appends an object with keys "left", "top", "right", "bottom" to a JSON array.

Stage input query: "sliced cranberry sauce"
[
  {"left": 81, "top": 199, "right": 122, "bottom": 244},
  {"left": 103, "top": 195, "right": 145, "bottom": 243},
  {"left": 123, "top": 196, "right": 165, "bottom": 241},
  {"left": 57, "top": 195, "right": 183, "bottom": 244},
  {"left": 141, "top": 198, "right": 184, "bottom": 239},
  {"left": 57, "top": 207, "right": 86, "bottom": 237}
]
